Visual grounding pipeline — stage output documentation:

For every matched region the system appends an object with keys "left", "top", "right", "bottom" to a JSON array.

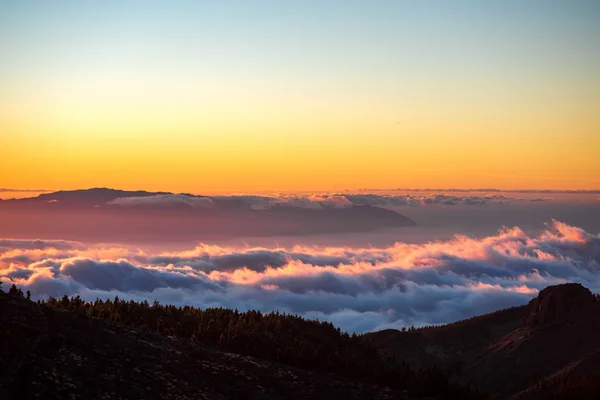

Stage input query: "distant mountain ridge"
[
  {"left": 7, "top": 188, "right": 184, "bottom": 207},
  {"left": 0, "top": 188, "right": 417, "bottom": 242}
]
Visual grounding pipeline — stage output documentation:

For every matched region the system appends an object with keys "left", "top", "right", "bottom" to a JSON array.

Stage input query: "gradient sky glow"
[{"left": 1, "top": 1, "right": 599, "bottom": 193}]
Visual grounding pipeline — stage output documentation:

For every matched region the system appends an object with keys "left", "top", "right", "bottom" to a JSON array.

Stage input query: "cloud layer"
[
  {"left": 109, "top": 194, "right": 214, "bottom": 208},
  {"left": 108, "top": 192, "right": 547, "bottom": 210},
  {"left": 1, "top": 221, "right": 599, "bottom": 333}
]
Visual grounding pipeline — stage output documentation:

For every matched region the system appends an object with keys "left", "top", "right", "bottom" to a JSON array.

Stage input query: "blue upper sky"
[{"left": 1, "top": 1, "right": 599, "bottom": 192}]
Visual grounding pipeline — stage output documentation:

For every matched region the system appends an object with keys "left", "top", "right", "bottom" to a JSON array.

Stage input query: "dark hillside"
[
  {"left": 367, "top": 283, "right": 600, "bottom": 399},
  {"left": 367, "top": 305, "right": 527, "bottom": 368},
  {"left": 0, "top": 284, "right": 481, "bottom": 400}
]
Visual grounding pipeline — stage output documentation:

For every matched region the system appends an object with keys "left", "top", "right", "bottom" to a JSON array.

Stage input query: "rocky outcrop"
[{"left": 526, "top": 283, "right": 596, "bottom": 328}]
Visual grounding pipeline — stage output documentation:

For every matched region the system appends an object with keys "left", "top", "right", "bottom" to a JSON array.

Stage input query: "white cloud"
[
  {"left": 109, "top": 194, "right": 214, "bottom": 208},
  {"left": 1, "top": 220, "right": 599, "bottom": 333}
]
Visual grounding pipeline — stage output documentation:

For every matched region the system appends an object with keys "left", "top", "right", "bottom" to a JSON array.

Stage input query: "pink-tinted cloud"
[{"left": 1, "top": 220, "right": 599, "bottom": 333}]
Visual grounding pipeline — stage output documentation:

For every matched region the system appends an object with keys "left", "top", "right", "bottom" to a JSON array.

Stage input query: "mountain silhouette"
[
  {"left": 0, "top": 284, "right": 478, "bottom": 400},
  {"left": 0, "top": 188, "right": 417, "bottom": 242},
  {"left": 1, "top": 283, "right": 599, "bottom": 398},
  {"left": 366, "top": 283, "right": 600, "bottom": 399}
]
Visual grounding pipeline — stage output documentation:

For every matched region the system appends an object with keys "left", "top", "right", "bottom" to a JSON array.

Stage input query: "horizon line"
[{"left": 3, "top": 187, "right": 600, "bottom": 196}]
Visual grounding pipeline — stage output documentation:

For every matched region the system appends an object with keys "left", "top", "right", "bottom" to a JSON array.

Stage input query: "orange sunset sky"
[{"left": 1, "top": 1, "right": 599, "bottom": 194}]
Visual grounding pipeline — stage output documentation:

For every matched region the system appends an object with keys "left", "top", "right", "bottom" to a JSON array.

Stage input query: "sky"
[{"left": 1, "top": 1, "right": 599, "bottom": 193}]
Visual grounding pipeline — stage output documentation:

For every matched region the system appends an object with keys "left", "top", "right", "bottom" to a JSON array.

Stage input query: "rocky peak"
[{"left": 526, "top": 283, "right": 596, "bottom": 328}]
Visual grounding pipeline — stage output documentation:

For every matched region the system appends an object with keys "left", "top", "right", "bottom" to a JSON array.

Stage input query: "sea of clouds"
[
  {"left": 1, "top": 220, "right": 599, "bottom": 333},
  {"left": 107, "top": 192, "right": 555, "bottom": 210}
]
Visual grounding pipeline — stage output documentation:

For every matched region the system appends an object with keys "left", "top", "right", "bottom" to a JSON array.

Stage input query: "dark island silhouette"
[{"left": 0, "top": 188, "right": 417, "bottom": 243}]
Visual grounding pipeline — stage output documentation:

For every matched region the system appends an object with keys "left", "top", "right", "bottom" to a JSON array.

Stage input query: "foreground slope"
[
  {"left": 0, "top": 289, "right": 481, "bottom": 400},
  {"left": 0, "top": 292, "right": 407, "bottom": 399},
  {"left": 367, "top": 283, "right": 600, "bottom": 399}
]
